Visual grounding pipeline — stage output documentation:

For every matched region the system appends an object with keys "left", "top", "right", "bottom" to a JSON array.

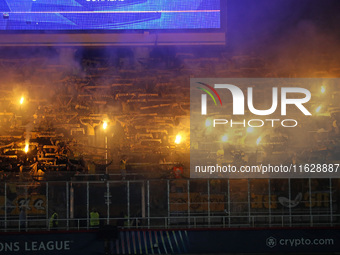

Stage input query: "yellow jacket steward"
[
  {"left": 124, "top": 215, "right": 129, "bottom": 227},
  {"left": 90, "top": 212, "right": 100, "bottom": 226},
  {"left": 49, "top": 212, "right": 58, "bottom": 228}
]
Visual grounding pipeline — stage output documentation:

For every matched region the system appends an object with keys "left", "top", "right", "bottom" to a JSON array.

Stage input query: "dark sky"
[{"left": 227, "top": 0, "right": 340, "bottom": 52}]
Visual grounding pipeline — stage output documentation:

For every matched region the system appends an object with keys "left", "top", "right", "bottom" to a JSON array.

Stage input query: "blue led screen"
[{"left": 0, "top": 0, "right": 220, "bottom": 30}]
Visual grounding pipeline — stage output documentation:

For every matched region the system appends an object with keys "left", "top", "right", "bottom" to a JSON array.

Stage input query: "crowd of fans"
[{"left": 0, "top": 47, "right": 339, "bottom": 182}]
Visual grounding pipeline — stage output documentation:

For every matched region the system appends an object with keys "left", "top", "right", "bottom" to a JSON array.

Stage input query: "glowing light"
[
  {"left": 205, "top": 119, "right": 212, "bottom": 127},
  {"left": 175, "top": 134, "right": 182, "bottom": 144},
  {"left": 103, "top": 121, "right": 108, "bottom": 130},
  {"left": 316, "top": 105, "right": 322, "bottom": 113},
  {"left": 247, "top": 127, "right": 254, "bottom": 133},
  {"left": 321, "top": 86, "right": 325, "bottom": 94},
  {"left": 221, "top": 135, "right": 228, "bottom": 142},
  {"left": 256, "top": 137, "right": 262, "bottom": 145},
  {"left": 20, "top": 96, "right": 24, "bottom": 105},
  {"left": 24, "top": 143, "right": 29, "bottom": 153}
]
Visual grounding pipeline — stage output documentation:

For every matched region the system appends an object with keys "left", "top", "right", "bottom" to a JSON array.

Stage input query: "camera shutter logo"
[
  {"left": 266, "top": 237, "right": 277, "bottom": 248},
  {"left": 196, "top": 82, "right": 223, "bottom": 115}
]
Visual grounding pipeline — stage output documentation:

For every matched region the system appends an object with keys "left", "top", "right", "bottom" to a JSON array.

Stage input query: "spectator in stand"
[
  {"left": 79, "top": 118, "right": 101, "bottom": 147},
  {"left": 37, "top": 147, "right": 45, "bottom": 160},
  {"left": 173, "top": 165, "right": 183, "bottom": 179},
  {"left": 120, "top": 157, "right": 127, "bottom": 180}
]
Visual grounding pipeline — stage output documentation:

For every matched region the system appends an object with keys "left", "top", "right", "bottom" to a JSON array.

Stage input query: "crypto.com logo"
[
  {"left": 198, "top": 83, "right": 312, "bottom": 116},
  {"left": 266, "top": 237, "right": 277, "bottom": 248}
]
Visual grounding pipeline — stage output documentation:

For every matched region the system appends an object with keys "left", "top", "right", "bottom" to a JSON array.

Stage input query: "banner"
[
  {"left": 111, "top": 228, "right": 340, "bottom": 254},
  {"left": 0, "top": 195, "right": 46, "bottom": 215},
  {"left": 0, "top": 231, "right": 104, "bottom": 255},
  {"left": 169, "top": 193, "right": 225, "bottom": 212}
]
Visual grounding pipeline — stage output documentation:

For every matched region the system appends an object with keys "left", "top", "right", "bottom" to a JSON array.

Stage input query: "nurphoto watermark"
[{"left": 190, "top": 78, "right": 340, "bottom": 178}]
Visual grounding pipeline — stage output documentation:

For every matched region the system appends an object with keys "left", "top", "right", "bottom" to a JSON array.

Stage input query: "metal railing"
[
  {"left": 1, "top": 214, "right": 339, "bottom": 232},
  {"left": 1, "top": 178, "right": 338, "bottom": 233}
]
